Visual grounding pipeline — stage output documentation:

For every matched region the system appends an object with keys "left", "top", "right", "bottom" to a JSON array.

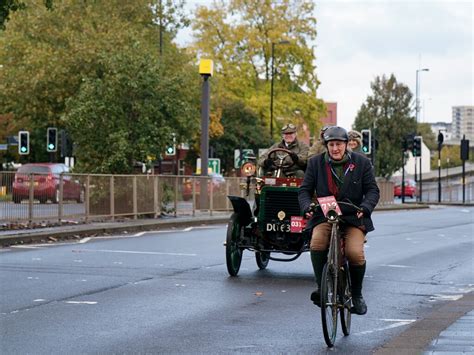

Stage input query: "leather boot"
[
  {"left": 310, "top": 251, "right": 327, "bottom": 307},
  {"left": 350, "top": 263, "right": 367, "bottom": 315}
]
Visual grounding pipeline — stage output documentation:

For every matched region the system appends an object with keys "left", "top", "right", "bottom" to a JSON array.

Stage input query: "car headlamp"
[{"left": 241, "top": 162, "right": 256, "bottom": 177}]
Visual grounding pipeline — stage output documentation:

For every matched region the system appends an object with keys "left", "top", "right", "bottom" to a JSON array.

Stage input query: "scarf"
[{"left": 325, "top": 153, "right": 350, "bottom": 197}]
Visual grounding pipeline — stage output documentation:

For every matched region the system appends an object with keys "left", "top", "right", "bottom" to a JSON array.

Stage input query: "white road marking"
[
  {"left": 183, "top": 227, "right": 193, "bottom": 232},
  {"left": 356, "top": 319, "right": 416, "bottom": 335},
  {"left": 438, "top": 234, "right": 445, "bottom": 237},
  {"left": 73, "top": 260, "right": 82, "bottom": 263},
  {"left": 429, "top": 294, "right": 463, "bottom": 302},
  {"left": 380, "top": 318, "right": 417, "bottom": 322},
  {"left": 74, "top": 249, "right": 197, "bottom": 256},
  {"left": 133, "top": 232, "right": 146, "bottom": 237},
  {"left": 79, "top": 237, "right": 91, "bottom": 243},
  {"left": 33, "top": 299, "right": 46, "bottom": 302},
  {"left": 65, "top": 301, "right": 97, "bottom": 305},
  {"left": 460, "top": 209, "right": 470, "bottom": 213},
  {"left": 380, "top": 264, "right": 413, "bottom": 268},
  {"left": 10, "top": 245, "right": 44, "bottom": 249}
]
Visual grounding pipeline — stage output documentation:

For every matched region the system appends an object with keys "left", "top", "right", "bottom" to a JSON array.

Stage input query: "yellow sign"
[{"left": 199, "top": 59, "right": 214, "bottom": 76}]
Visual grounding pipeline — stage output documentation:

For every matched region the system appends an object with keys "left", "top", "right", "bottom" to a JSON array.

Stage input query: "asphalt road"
[{"left": 0, "top": 206, "right": 472, "bottom": 354}]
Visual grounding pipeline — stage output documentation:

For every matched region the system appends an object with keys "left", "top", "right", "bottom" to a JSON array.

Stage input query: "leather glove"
[
  {"left": 289, "top": 152, "right": 299, "bottom": 163},
  {"left": 263, "top": 158, "right": 275, "bottom": 169}
]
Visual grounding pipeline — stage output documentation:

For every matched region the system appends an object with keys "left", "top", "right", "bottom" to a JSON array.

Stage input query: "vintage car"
[{"left": 225, "top": 148, "right": 310, "bottom": 276}]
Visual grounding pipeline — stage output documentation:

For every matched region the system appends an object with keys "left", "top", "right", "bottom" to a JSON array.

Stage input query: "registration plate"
[{"left": 266, "top": 216, "right": 306, "bottom": 233}]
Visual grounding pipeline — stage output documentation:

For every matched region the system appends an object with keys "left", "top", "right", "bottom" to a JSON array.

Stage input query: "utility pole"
[{"left": 199, "top": 59, "right": 213, "bottom": 210}]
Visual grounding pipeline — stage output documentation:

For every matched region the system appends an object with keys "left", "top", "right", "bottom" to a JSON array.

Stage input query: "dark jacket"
[{"left": 298, "top": 151, "right": 380, "bottom": 232}]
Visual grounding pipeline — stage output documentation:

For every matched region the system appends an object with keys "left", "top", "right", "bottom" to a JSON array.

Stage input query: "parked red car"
[
  {"left": 182, "top": 173, "right": 226, "bottom": 201},
  {"left": 12, "top": 163, "right": 83, "bottom": 204},
  {"left": 394, "top": 179, "right": 417, "bottom": 198}
]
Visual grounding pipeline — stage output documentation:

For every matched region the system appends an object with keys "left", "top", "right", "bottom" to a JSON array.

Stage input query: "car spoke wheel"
[
  {"left": 321, "top": 264, "right": 338, "bottom": 347},
  {"left": 226, "top": 213, "right": 243, "bottom": 276},
  {"left": 255, "top": 251, "right": 270, "bottom": 270},
  {"left": 339, "top": 265, "right": 352, "bottom": 336}
]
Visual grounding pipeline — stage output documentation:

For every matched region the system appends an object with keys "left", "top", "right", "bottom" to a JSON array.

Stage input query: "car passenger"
[
  {"left": 308, "top": 125, "right": 331, "bottom": 159},
  {"left": 348, "top": 130, "right": 363, "bottom": 152},
  {"left": 298, "top": 126, "right": 380, "bottom": 315},
  {"left": 258, "top": 123, "right": 309, "bottom": 178}
]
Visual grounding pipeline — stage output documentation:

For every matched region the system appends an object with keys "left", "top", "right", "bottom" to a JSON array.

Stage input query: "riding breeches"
[{"left": 310, "top": 222, "right": 366, "bottom": 266}]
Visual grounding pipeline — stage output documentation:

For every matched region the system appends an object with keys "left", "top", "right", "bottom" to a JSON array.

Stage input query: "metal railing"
[{"left": 0, "top": 171, "right": 397, "bottom": 228}]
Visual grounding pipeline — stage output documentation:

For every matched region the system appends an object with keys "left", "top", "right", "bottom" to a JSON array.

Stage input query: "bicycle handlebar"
[{"left": 308, "top": 200, "right": 363, "bottom": 214}]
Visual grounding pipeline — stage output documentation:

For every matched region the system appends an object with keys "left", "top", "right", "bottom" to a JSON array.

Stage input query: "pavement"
[{"left": 1, "top": 203, "right": 473, "bottom": 353}]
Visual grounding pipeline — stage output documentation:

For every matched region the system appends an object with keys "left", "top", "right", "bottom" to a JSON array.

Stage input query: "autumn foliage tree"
[{"left": 191, "top": 0, "right": 326, "bottom": 140}]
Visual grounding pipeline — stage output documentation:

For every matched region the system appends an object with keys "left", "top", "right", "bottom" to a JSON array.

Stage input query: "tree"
[
  {"left": 1, "top": 0, "right": 53, "bottom": 30},
  {"left": 353, "top": 74, "right": 416, "bottom": 178},
  {"left": 0, "top": 0, "right": 198, "bottom": 171},
  {"left": 209, "top": 99, "right": 272, "bottom": 173},
  {"left": 64, "top": 52, "right": 200, "bottom": 174},
  {"left": 416, "top": 123, "right": 437, "bottom": 151},
  {"left": 191, "top": 0, "right": 326, "bottom": 139}
]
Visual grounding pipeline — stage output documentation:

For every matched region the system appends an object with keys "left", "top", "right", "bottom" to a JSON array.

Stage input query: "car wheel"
[
  {"left": 226, "top": 213, "right": 243, "bottom": 276},
  {"left": 39, "top": 198, "right": 47, "bottom": 204},
  {"left": 256, "top": 251, "right": 270, "bottom": 270},
  {"left": 52, "top": 188, "right": 60, "bottom": 204},
  {"left": 12, "top": 195, "right": 21, "bottom": 204}
]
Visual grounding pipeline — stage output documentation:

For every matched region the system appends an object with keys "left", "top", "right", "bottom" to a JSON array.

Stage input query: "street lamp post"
[
  {"left": 270, "top": 40, "right": 290, "bottom": 138},
  {"left": 415, "top": 68, "right": 429, "bottom": 200}
]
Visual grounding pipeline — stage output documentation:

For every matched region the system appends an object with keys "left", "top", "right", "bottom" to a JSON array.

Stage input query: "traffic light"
[
  {"left": 413, "top": 136, "right": 422, "bottom": 157},
  {"left": 405, "top": 133, "right": 415, "bottom": 152},
  {"left": 437, "top": 131, "right": 444, "bottom": 151},
  {"left": 47, "top": 127, "right": 58, "bottom": 152},
  {"left": 18, "top": 131, "right": 30, "bottom": 155},
  {"left": 361, "top": 129, "right": 371, "bottom": 154},
  {"left": 165, "top": 143, "right": 176, "bottom": 156}
]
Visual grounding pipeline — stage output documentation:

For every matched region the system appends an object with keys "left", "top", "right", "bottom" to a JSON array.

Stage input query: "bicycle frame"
[{"left": 310, "top": 200, "right": 361, "bottom": 347}]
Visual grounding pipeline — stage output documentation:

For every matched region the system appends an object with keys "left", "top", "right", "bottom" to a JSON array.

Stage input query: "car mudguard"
[{"left": 227, "top": 195, "right": 253, "bottom": 227}]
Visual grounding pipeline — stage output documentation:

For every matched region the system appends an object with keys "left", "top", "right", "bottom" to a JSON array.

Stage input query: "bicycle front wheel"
[
  {"left": 339, "top": 264, "right": 352, "bottom": 336},
  {"left": 321, "top": 263, "right": 338, "bottom": 347}
]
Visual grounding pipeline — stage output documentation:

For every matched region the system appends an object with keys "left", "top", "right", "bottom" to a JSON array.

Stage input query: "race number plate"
[
  {"left": 290, "top": 216, "right": 307, "bottom": 233},
  {"left": 317, "top": 196, "right": 342, "bottom": 217}
]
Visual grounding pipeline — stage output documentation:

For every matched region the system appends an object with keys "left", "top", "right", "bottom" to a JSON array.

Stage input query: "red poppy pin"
[{"left": 348, "top": 163, "right": 356, "bottom": 172}]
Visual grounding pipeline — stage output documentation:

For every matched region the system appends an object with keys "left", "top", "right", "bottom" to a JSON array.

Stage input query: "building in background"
[
  {"left": 430, "top": 121, "right": 453, "bottom": 142},
  {"left": 321, "top": 102, "right": 337, "bottom": 126},
  {"left": 452, "top": 106, "right": 473, "bottom": 140}
]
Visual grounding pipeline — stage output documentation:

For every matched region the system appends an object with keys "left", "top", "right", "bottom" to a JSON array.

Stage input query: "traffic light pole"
[
  {"left": 438, "top": 145, "right": 441, "bottom": 203},
  {"left": 401, "top": 150, "right": 406, "bottom": 204},
  {"left": 419, "top": 153, "right": 422, "bottom": 202}
]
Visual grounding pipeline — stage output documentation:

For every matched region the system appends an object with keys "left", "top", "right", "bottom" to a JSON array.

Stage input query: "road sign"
[
  {"left": 234, "top": 149, "right": 255, "bottom": 168},
  {"left": 196, "top": 158, "right": 221, "bottom": 174}
]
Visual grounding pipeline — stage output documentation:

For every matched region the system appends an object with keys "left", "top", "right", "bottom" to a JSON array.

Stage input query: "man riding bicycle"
[{"left": 298, "top": 126, "right": 380, "bottom": 315}]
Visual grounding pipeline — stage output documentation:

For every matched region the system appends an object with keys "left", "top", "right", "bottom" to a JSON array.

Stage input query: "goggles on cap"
[{"left": 282, "top": 123, "right": 296, "bottom": 131}]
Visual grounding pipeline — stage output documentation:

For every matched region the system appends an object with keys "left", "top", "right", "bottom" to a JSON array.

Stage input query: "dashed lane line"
[{"left": 72, "top": 249, "right": 197, "bottom": 256}]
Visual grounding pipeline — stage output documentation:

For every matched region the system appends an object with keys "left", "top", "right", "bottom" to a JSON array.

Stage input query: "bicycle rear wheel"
[
  {"left": 339, "top": 264, "right": 352, "bottom": 336},
  {"left": 321, "top": 263, "right": 338, "bottom": 347}
]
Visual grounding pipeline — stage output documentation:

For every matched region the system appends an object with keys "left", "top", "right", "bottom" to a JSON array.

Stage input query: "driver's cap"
[{"left": 281, "top": 123, "right": 296, "bottom": 134}]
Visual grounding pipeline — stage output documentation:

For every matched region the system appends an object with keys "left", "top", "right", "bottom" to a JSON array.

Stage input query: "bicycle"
[{"left": 309, "top": 199, "right": 362, "bottom": 348}]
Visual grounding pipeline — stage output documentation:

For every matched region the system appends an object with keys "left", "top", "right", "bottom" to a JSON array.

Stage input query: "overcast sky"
[{"left": 178, "top": 0, "right": 473, "bottom": 131}]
